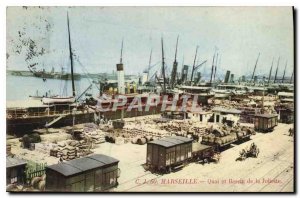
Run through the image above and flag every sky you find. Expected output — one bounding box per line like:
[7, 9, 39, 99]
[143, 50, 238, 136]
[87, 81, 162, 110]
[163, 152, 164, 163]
[6, 6, 294, 79]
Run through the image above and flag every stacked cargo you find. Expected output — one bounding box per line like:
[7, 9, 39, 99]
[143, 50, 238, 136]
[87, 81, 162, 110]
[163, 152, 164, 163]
[202, 129, 237, 145]
[50, 140, 93, 160]
[131, 135, 153, 145]
[201, 125, 255, 148]
[82, 129, 105, 144]
[82, 123, 106, 144]
[236, 126, 254, 138]
[102, 126, 170, 145]
[159, 121, 207, 138]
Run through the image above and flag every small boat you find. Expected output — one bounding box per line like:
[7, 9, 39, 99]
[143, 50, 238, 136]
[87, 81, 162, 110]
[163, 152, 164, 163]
[29, 90, 57, 100]
[42, 96, 75, 104]
[29, 95, 43, 100]
[212, 89, 231, 98]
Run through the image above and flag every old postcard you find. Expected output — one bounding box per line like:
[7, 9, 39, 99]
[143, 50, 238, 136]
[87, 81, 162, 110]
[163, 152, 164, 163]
[6, 6, 294, 192]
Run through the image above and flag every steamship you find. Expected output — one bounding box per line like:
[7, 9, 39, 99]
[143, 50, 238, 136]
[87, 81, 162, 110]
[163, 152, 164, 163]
[6, 17, 164, 135]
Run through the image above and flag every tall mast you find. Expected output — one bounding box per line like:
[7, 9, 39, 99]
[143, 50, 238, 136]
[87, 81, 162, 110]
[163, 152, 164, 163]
[251, 53, 260, 83]
[210, 53, 215, 84]
[67, 12, 76, 97]
[181, 55, 184, 84]
[274, 57, 280, 83]
[282, 60, 287, 83]
[161, 37, 166, 93]
[120, 38, 124, 64]
[290, 69, 294, 84]
[268, 58, 274, 85]
[170, 35, 179, 88]
[181, 55, 184, 76]
[190, 46, 198, 84]
[174, 35, 179, 62]
[147, 48, 152, 81]
[213, 53, 219, 82]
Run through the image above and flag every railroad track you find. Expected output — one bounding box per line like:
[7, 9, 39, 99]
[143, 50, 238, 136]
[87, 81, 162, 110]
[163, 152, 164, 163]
[118, 124, 294, 192]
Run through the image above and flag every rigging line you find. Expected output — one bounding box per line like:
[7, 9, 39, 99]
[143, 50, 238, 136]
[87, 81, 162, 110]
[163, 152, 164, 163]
[75, 59, 93, 83]
[76, 58, 100, 91]
[60, 43, 67, 95]
[150, 61, 161, 67]
[145, 61, 161, 73]
[74, 38, 99, 85]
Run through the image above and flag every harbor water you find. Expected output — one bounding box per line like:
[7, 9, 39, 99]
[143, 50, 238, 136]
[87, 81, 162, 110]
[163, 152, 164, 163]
[6, 74, 100, 101]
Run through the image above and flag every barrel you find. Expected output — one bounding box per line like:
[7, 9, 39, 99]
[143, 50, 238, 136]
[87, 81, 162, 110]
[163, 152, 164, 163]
[31, 177, 42, 189]
[215, 137, 222, 145]
[137, 138, 147, 145]
[145, 136, 153, 142]
[41, 174, 46, 181]
[131, 137, 138, 144]
[29, 143, 35, 151]
[109, 137, 115, 143]
[219, 131, 225, 137]
[38, 180, 46, 191]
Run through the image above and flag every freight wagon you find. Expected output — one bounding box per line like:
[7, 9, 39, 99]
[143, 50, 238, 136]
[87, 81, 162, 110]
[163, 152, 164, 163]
[46, 154, 120, 192]
[254, 114, 278, 132]
[146, 136, 193, 173]
[191, 143, 215, 163]
[146, 136, 217, 174]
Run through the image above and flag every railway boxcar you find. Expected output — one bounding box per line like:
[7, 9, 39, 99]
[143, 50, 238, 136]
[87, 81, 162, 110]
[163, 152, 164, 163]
[46, 154, 120, 192]
[6, 156, 27, 186]
[254, 114, 278, 132]
[146, 136, 193, 173]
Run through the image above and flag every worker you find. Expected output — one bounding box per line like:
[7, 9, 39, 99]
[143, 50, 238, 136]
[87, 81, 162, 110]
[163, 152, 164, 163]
[240, 149, 247, 159]
[99, 117, 104, 124]
[289, 128, 293, 136]
[251, 142, 257, 151]
[58, 156, 63, 163]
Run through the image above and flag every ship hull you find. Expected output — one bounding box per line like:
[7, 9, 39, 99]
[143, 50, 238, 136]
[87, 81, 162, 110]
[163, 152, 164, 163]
[6, 112, 95, 136]
[33, 72, 81, 80]
[6, 107, 162, 136]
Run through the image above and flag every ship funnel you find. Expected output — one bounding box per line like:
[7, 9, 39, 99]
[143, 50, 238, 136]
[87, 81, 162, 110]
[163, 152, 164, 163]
[116, 63, 125, 94]
[224, 70, 231, 83]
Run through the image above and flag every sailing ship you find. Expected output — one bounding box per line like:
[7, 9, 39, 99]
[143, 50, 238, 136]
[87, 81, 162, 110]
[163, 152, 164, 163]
[6, 13, 94, 135]
[42, 13, 77, 105]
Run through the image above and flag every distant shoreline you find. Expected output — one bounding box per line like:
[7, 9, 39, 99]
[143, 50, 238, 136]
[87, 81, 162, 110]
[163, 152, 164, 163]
[6, 70, 138, 80]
